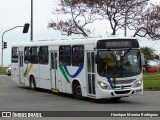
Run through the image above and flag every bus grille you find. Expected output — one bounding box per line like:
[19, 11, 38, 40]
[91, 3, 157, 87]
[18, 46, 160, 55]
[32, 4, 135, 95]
[114, 90, 130, 94]
[112, 79, 136, 84]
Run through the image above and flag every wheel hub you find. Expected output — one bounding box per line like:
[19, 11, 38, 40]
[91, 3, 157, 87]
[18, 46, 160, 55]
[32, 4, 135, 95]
[76, 86, 82, 95]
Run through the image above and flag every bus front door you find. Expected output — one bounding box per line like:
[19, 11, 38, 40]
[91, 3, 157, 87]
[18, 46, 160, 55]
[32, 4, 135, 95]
[50, 51, 58, 91]
[87, 51, 96, 96]
[19, 51, 24, 84]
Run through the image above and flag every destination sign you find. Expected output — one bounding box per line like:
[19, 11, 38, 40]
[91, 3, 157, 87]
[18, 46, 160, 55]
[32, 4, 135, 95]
[97, 39, 139, 49]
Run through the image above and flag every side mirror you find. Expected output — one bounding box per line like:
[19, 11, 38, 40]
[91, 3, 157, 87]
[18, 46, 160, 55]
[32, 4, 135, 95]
[155, 55, 159, 60]
[141, 53, 145, 65]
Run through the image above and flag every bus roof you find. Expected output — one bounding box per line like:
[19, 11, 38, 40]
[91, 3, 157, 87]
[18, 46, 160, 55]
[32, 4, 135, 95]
[11, 37, 137, 47]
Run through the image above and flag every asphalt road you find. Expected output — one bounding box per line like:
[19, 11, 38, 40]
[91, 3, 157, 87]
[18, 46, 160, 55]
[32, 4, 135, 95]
[0, 75, 160, 120]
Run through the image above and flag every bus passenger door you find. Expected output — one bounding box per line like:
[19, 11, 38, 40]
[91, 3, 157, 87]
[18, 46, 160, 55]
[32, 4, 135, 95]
[50, 51, 58, 91]
[87, 51, 96, 96]
[19, 51, 24, 84]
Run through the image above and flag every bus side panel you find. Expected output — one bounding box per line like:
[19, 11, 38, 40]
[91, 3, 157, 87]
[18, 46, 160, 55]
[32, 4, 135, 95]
[23, 63, 29, 86]
[64, 66, 76, 94]
[39, 64, 51, 89]
[11, 63, 20, 84]
[81, 56, 88, 97]
[32, 64, 39, 88]
[58, 68, 66, 93]
[64, 66, 87, 97]
[23, 64, 40, 87]
[11, 47, 20, 84]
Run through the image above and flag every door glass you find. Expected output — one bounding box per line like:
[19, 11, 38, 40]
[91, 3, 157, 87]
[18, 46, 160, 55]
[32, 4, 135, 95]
[55, 53, 57, 69]
[92, 74, 95, 94]
[87, 52, 95, 95]
[87, 53, 91, 72]
[88, 74, 92, 94]
[51, 52, 57, 69]
[91, 53, 95, 72]
[20, 56, 23, 67]
[51, 53, 54, 69]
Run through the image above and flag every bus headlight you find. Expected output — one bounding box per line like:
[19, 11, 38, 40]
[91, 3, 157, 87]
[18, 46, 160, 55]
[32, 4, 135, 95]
[134, 80, 142, 88]
[98, 81, 109, 89]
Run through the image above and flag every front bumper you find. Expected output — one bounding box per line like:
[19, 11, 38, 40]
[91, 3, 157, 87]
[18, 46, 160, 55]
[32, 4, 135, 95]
[96, 87, 143, 99]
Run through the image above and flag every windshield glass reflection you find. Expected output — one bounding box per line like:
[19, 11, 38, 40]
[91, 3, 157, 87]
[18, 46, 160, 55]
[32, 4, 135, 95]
[97, 49, 141, 78]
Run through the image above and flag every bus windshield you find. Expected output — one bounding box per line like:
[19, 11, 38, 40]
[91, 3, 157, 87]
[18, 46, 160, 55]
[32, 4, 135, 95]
[97, 49, 141, 78]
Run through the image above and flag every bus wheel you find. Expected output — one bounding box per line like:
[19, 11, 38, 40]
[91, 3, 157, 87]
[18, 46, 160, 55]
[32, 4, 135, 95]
[30, 76, 36, 90]
[73, 82, 83, 99]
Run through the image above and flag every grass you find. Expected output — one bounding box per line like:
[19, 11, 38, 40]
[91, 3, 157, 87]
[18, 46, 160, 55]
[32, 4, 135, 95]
[143, 72, 160, 90]
[0, 67, 7, 75]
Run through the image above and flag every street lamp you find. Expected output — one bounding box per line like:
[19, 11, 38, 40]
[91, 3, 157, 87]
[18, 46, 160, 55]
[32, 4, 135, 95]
[124, 0, 149, 37]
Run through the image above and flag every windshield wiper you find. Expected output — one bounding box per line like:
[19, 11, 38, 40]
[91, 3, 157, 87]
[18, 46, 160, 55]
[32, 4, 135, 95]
[123, 48, 131, 57]
[120, 48, 131, 62]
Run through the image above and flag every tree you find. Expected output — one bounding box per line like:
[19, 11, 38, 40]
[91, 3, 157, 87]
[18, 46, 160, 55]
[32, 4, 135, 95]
[48, 0, 103, 37]
[70, 0, 149, 36]
[130, 3, 160, 40]
[48, 0, 160, 39]
[48, 0, 142, 36]
[140, 47, 156, 64]
[140, 47, 157, 71]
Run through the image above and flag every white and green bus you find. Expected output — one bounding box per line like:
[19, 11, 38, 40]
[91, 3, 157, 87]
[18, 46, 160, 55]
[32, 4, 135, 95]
[11, 37, 144, 99]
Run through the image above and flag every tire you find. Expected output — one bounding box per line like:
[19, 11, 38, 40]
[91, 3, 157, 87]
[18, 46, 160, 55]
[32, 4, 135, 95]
[30, 76, 36, 90]
[73, 82, 83, 99]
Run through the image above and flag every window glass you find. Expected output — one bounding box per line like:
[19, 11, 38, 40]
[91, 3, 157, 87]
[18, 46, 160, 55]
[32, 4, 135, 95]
[91, 52, 95, 72]
[87, 53, 91, 72]
[24, 47, 30, 63]
[72, 45, 84, 66]
[30, 47, 38, 64]
[12, 47, 18, 63]
[59, 46, 71, 66]
[39, 46, 48, 64]
[51, 53, 57, 69]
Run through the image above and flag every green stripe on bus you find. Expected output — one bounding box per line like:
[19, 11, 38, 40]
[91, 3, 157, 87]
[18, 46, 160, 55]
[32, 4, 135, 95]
[59, 65, 70, 83]
[24, 64, 28, 77]
[113, 77, 116, 89]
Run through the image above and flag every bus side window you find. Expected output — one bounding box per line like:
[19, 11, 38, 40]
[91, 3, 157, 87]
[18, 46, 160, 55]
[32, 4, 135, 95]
[59, 46, 71, 66]
[30, 47, 39, 64]
[24, 47, 30, 63]
[39, 46, 48, 64]
[72, 45, 84, 66]
[12, 47, 18, 63]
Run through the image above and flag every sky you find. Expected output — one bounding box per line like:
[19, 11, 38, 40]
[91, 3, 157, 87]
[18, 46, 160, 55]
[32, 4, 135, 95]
[0, 0, 160, 66]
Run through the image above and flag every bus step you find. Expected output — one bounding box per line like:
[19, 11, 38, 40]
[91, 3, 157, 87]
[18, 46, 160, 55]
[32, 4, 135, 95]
[52, 89, 59, 93]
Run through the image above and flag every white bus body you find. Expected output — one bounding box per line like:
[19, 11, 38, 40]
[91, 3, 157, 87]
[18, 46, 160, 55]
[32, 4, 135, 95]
[11, 37, 143, 99]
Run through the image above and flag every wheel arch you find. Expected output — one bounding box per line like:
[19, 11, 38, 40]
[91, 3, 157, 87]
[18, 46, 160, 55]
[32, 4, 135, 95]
[72, 79, 81, 94]
[29, 74, 36, 85]
[29, 74, 35, 81]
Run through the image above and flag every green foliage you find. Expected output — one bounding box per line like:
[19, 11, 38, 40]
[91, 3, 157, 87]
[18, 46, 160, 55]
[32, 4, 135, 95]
[143, 72, 160, 90]
[140, 47, 156, 64]
[0, 67, 7, 75]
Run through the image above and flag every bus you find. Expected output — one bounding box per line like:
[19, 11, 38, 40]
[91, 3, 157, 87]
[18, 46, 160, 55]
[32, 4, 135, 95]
[11, 37, 144, 100]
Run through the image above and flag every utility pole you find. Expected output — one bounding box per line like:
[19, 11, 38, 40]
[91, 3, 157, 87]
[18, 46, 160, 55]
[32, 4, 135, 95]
[31, 0, 33, 41]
